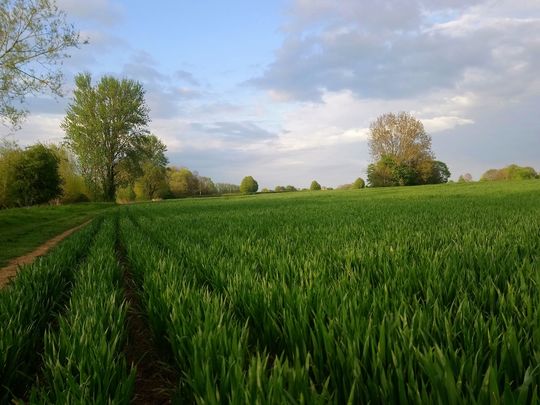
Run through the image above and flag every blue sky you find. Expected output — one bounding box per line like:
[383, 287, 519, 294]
[5, 0, 540, 189]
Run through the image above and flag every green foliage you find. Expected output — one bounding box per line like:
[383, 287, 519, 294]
[168, 167, 197, 197]
[3, 182, 540, 403]
[139, 163, 169, 200]
[428, 160, 451, 184]
[63, 73, 150, 201]
[351, 177, 365, 189]
[215, 182, 240, 194]
[310, 180, 321, 190]
[368, 156, 450, 187]
[50, 145, 90, 203]
[116, 181, 540, 403]
[240, 176, 258, 193]
[0, 202, 113, 267]
[0, 143, 62, 207]
[31, 218, 135, 403]
[367, 113, 450, 188]
[0, 219, 100, 402]
[481, 164, 538, 181]
[0, 0, 79, 127]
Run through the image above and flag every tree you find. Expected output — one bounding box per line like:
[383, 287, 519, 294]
[285, 185, 297, 192]
[50, 144, 89, 203]
[480, 165, 538, 181]
[310, 180, 321, 191]
[194, 175, 217, 195]
[351, 177, 365, 189]
[215, 182, 240, 194]
[1, 143, 63, 207]
[428, 161, 451, 184]
[240, 176, 258, 193]
[0, 139, 22, 207]
[168, 167, 197, 197]
[367, 112, 450, 187]
[63, 73, 150, 201]
[139, 162, 168, 200]
[458, 173, 473, 183]
[369, 112, 433, 165]
[0, 0, 80, 127]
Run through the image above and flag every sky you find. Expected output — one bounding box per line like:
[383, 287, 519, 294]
[4, 0, 540, 189]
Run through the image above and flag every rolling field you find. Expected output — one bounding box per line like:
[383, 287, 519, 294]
[1, 181, 539, 403]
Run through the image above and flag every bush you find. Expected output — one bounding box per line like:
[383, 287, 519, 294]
[0, 144, 62, 207]
[351, 178, 365, 189]
[240, 176, 258, 193]
[310, 181, 321, 191]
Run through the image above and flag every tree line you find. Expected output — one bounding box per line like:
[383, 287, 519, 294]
[0, 1, 537, 208]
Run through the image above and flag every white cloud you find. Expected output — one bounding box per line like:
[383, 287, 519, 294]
[57, 0, 124, 26]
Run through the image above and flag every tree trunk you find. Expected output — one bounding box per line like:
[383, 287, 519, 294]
[104, 165, 116, 202]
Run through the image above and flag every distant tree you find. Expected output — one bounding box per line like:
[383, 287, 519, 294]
[285, 185, 297, 192]
[367, 156, 400, 187]
[479, 170, 499, 182]
[139, 163, 168, 199]
[10, 144, 62, 206]
[0, 140, 22, 207]
[458, 173, 473, 183]
[428, 161, 451, 184]
[240, 176, 258, 193]
[351, 177, 365, 189]
[195, 174, 217, 196]
[502, 164, 538, 180]
[275, 185, 286, 192]
[63, 73, 150, 201]
[336, 184, 352, 190]
[168, 167, 197, 197]
[215, 182, 240, 194]
[369, 112, 433, 166]
[481, 165, 538, 181]
[367, 112, 450, 187]
[310, 180, 321, 191]
[261, 188, 270, 193]
[50, 145, 89, 203]
[0, 0, 80, 127]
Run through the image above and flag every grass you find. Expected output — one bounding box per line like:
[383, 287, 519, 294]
[1, 180, 539, 403]
[117, 180, 540, 403]
[0, 202, 114, 267]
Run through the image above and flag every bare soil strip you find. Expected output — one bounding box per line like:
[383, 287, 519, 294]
[116, 240, 178, 404]
[0, 220, 92, 289]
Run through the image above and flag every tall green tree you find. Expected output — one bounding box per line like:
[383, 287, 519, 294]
[0, 0, 80, 127]
[310, 180, 321, 191]
[62, 73, 150, 201]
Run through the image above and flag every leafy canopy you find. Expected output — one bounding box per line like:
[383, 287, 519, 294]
[240, 176, 258, 193]
[0, 0, 79, 127]
[62, 73, 150, 201]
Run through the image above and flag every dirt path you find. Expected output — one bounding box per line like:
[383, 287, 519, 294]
[0, 220, 92, 289]
[116, 240, 178, 404]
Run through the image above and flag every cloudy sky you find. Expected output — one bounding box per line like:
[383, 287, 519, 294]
[4, 0, 540, 188]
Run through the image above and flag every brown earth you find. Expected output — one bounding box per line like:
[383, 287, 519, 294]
[0, 220, 92, 289]
[117, 241, 179, 404]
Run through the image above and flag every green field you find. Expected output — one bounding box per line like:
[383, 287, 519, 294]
[0, 202, 114, 267]
[1, 181, 539, 403]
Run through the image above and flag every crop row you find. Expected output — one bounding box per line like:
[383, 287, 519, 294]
[0, 218, 101, 403]
[120, 215, 328, 403]
[120, 187, 540, 403]
[30, 217, 134, 403]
